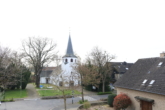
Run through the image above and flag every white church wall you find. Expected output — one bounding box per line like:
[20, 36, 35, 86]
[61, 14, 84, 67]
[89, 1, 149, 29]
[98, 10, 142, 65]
[40, 77, 46, 83]
[62, 57, 77, 75]
[47, 35, 80, 87]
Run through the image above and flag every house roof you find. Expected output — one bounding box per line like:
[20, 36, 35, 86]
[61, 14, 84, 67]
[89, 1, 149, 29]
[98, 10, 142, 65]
[63, 35, 77, 58]
[110, 62, 134, 73]
[40, 67, 56, 77]
[114, 57, 165, 95]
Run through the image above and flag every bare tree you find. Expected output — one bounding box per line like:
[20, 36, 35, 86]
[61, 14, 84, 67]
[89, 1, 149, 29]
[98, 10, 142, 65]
[22, 37, 57, 87]
[87, 46, 115, 92]
[75, 62, 100, 102]
[50, 56, 78, 110]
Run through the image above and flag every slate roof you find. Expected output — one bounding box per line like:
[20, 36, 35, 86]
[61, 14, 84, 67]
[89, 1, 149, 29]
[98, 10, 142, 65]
[111, 62, 134, 74]
[63, 35, 77, 58]
[40, 67, 56, 77]
[114, 57, 165, 95]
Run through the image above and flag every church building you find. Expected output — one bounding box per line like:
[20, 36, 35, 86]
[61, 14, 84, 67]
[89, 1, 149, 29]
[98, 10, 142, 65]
[44, 34, 80, 87]
[59, 34, 79, 87]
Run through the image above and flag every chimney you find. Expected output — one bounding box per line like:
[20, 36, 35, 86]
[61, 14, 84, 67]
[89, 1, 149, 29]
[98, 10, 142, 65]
[160, 52, 165, 58]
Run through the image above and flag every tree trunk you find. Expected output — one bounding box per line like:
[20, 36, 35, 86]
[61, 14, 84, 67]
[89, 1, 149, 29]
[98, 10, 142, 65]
[35, 68, 41, 88]
[35, 75, 37, 87]
[102, 80, 105, 93]
[64, 97, 67, 110]
[81, 86, 84, 102]
[36, 74, 40, 88]
[63, 94, 67, 110]
[81, 76, 84, 102]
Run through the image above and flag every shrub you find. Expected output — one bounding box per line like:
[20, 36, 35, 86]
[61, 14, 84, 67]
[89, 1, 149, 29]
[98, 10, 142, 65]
[79, 99, 88, 104]
[108, 94, 116, 107]
[2, 98, 14, 102]
[79, 100, 83, 104]
[100, 98, 108, 101]
[85, 85, 92, 91]
[84, 99, 88, 102]
[97, 92, 112, 95]
[83, 102, 91, 109]
[113, 93, 131, 110]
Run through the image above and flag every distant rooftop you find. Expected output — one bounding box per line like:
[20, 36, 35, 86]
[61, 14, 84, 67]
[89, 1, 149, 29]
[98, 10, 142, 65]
[110, 61, 134, 73]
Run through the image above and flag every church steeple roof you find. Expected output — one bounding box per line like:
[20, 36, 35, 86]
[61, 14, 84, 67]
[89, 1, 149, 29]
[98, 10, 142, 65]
[63, 34, 77, 58]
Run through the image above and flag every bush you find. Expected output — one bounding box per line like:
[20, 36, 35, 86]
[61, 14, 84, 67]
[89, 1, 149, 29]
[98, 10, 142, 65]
[2, 98, 14, 102]
[85, 85, 92, 91]
[113, 93, 131, 110]
[108, 94, 116, 107]
[79, 100, 83, 104]
[83, 102, 91, 109]
[84, 99, 88, 102]
[97, 92, 112, 95]
[100, 98, 108, 101]
[79, 99, 88, 104]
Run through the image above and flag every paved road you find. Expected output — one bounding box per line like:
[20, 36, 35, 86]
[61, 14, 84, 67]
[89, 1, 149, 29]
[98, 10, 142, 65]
[0, 84, 109, 110]
[0, 95, 108, 110]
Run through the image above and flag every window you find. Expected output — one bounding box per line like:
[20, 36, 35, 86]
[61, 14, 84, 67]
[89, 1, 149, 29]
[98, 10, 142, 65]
[65, 59, 68, 63]
[78, 80, 81, 85]
[69, 81, 74, 87]
[142, 79, 147, 84]
[158, 62, 163, 67]
[149, 80, 155, 85]
[59, 81, 63, 86]
[71, 59, 73, 62]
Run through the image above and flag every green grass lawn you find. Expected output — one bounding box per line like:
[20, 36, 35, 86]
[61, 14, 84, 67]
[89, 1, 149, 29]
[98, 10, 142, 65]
[38, 89, 81, 97]
[4, 89, 27, 99]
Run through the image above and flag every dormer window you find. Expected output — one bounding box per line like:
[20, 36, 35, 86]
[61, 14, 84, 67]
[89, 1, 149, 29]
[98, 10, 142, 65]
[141, 79, 147, 86]
[148, 80, 155, 87]
[71, 59, 73, 62]
[142, 79, 147, 84]
[158, 62, 163, 67]
[149, 80, 155, 85]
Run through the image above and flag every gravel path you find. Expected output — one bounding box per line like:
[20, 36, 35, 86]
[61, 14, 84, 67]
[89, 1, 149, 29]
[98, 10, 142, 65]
[26, 83, 40, 98]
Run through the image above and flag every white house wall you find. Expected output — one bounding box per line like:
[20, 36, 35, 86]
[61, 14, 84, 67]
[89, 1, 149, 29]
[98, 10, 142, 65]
[116, 87, 165, 110]
[40, 77, 46, 83]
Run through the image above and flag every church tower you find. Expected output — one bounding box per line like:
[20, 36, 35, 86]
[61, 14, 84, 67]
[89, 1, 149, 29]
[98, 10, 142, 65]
[61, 34, 78, 86]
[62, 34, 77, 64]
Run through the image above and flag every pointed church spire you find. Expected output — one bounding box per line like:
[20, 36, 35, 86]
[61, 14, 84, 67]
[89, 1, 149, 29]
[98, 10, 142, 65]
[63, 34, 77, 58]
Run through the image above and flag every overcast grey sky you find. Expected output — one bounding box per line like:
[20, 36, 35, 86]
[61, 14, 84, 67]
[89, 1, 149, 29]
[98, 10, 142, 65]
[0, 0, 165, 63]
